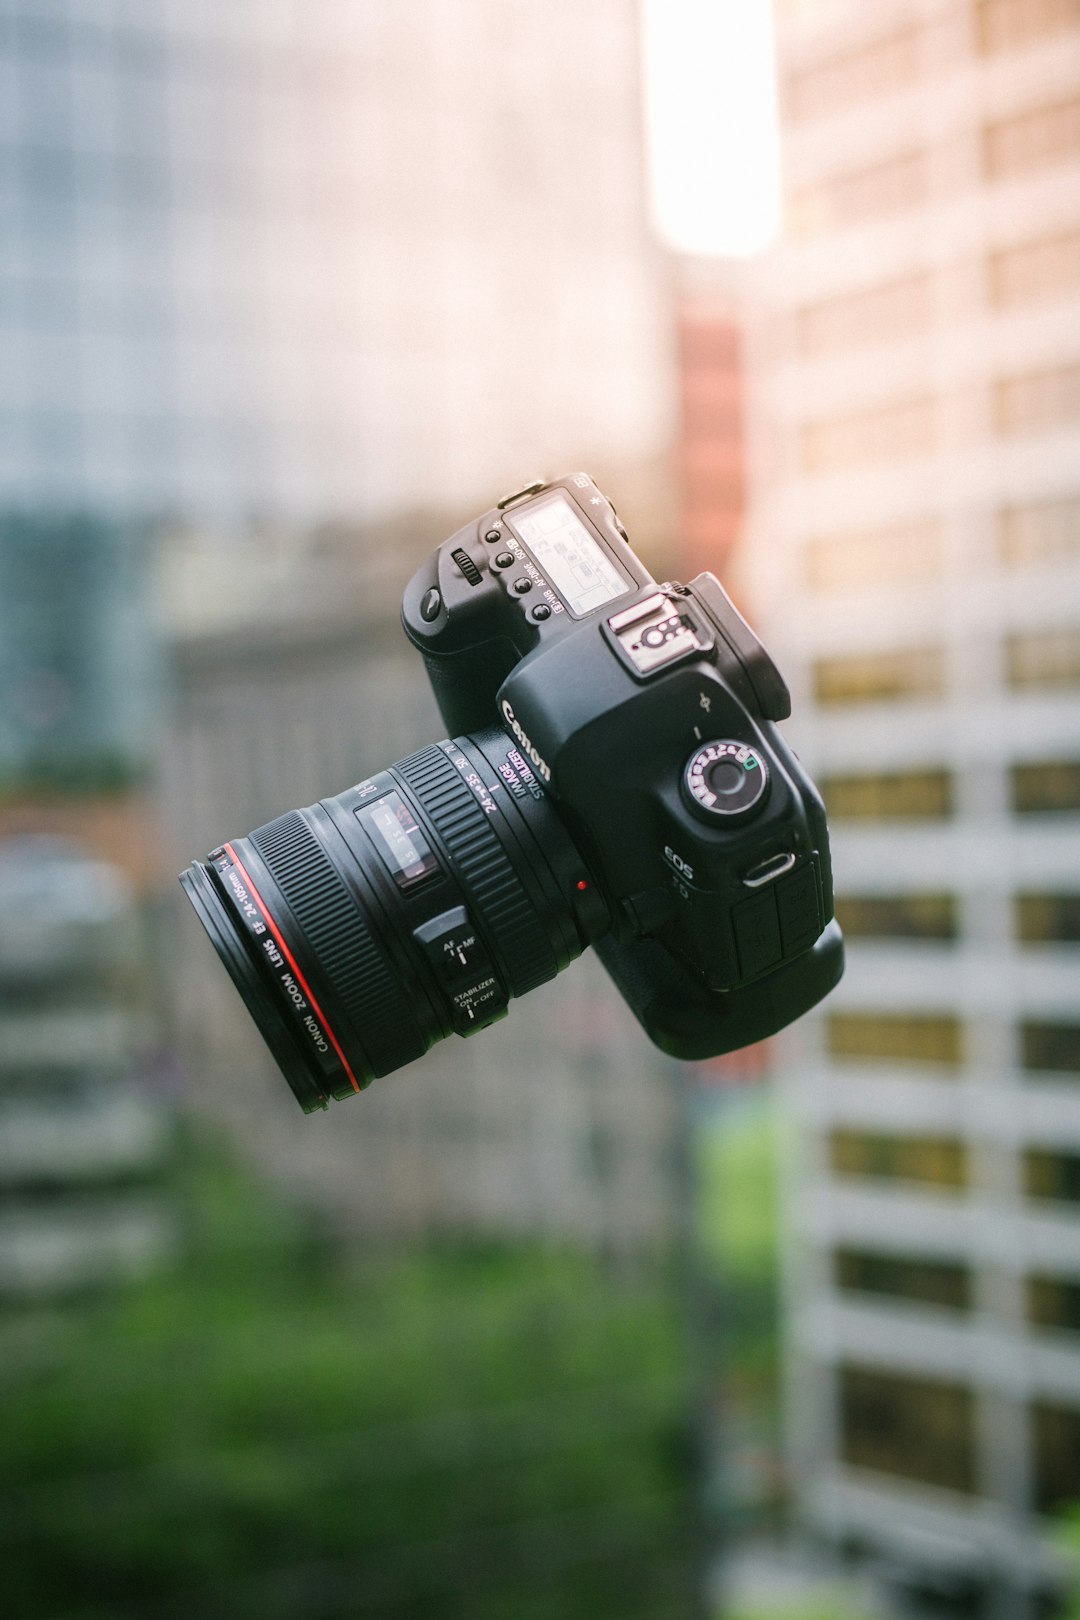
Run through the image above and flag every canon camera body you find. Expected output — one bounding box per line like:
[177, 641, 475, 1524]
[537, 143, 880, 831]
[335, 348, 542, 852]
[181, 474, 843, 1112]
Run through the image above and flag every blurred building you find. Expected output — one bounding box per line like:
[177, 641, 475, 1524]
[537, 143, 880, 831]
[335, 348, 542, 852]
[742, 1, 1080, 1614]
[0, 519, 157, 789]
[0, 502, 173, 1299]
[0, 837, 174, 1296]
[0, 514, 163, 890]
[0, 0, 675, 538]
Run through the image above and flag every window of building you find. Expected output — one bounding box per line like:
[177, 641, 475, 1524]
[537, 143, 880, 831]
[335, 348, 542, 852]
[976, 0, 1080, 55]
[806, 519, 944, 591]
[1011, 760, 1080, 814]
[1016, 893, 1080, 943]
[836, 893, 958, 940]
[798, 275, 933, 354]
[813, 646, 945, 705]
[999, 498, 1080, 567]
[995, 365, 1080, 436]
[829, 1130, 969, 1189]
[984, 98, 1080, 181]
[827, 1012, 963, 1067]
[1021, 1021, 1080, 1075]
[822, 769, 953, 820]
[1006, 629, 1080, 689]
[790, 151, 925, 237]
[784, 27, 922, 121]
[1033, 1401, 1080, 1514]
[1028, 1275, 1080, 1333]
[1024, 1149, 1080, 1203]
[990, 230, 1080, 309]
[802, 396, 936, 474]
[835, 1248, 972, 1309]
[840, 1365, 976, 1494]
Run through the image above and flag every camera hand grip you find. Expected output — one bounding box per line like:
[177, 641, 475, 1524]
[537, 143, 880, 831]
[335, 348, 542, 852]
[418, 642, 519, 737]
[594, 921, 844, 1061]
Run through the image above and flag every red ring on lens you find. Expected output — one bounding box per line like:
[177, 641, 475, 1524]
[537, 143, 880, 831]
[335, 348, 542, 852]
[224, 841, 361, 1095]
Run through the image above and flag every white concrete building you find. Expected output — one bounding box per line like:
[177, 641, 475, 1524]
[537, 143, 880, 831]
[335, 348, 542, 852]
[741, 3, 1080, 1614]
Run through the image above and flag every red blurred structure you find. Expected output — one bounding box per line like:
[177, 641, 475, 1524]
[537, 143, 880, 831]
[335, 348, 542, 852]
[676, 301, 747, 583]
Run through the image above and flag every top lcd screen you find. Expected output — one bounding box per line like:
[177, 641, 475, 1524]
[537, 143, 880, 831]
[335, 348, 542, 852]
[509, 494, 630, 617]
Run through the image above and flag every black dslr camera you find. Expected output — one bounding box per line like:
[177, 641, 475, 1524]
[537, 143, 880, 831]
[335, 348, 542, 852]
[181, 474, 843, 1112]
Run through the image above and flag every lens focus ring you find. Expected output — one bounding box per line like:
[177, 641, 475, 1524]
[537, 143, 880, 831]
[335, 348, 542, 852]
[249, 809, 425, 1076]
[394, 745, 557, 995]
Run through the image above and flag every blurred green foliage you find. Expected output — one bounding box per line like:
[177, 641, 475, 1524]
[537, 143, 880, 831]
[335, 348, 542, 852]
[696, 1094, 779, 1291]
[695, 1091, 785, 1529]
[0, 1128, 693, 1620]
[724, 1602, 874, 1620]
[0, 753, 147, 796]
[1058, 1509, 1080, 1619]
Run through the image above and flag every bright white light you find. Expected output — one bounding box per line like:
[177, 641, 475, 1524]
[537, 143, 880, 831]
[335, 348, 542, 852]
[641, 0, 782, 258]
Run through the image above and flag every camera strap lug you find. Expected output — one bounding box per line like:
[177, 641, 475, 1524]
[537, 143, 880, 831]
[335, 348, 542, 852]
[742, 851, 797, 888]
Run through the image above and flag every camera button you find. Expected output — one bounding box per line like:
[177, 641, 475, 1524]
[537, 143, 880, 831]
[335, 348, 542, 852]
[484, 528, 502, 544]
[494, 551, 515, 569]
[511, 577, 532, 595]
[420, 587, 443, 622]
[531, 603, 551, 622]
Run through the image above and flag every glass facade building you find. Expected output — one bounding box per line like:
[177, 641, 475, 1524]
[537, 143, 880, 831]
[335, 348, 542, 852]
[0, 0, 674, 527]
[0, 518, 156, 789]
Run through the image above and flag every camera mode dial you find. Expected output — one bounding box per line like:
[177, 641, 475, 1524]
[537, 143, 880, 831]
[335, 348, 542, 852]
[683, 740, 768, 822]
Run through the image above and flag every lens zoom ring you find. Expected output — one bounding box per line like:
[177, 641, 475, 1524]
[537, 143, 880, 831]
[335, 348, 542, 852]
[395, 746, 556, 995]
[249, 810, 424, 1074]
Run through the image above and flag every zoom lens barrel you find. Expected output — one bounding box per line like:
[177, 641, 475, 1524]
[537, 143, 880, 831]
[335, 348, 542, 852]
[180, 726, 607, 1111]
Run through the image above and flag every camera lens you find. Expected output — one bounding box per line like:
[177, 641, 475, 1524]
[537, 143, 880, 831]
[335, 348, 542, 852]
[180, 726, 606, 1111]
